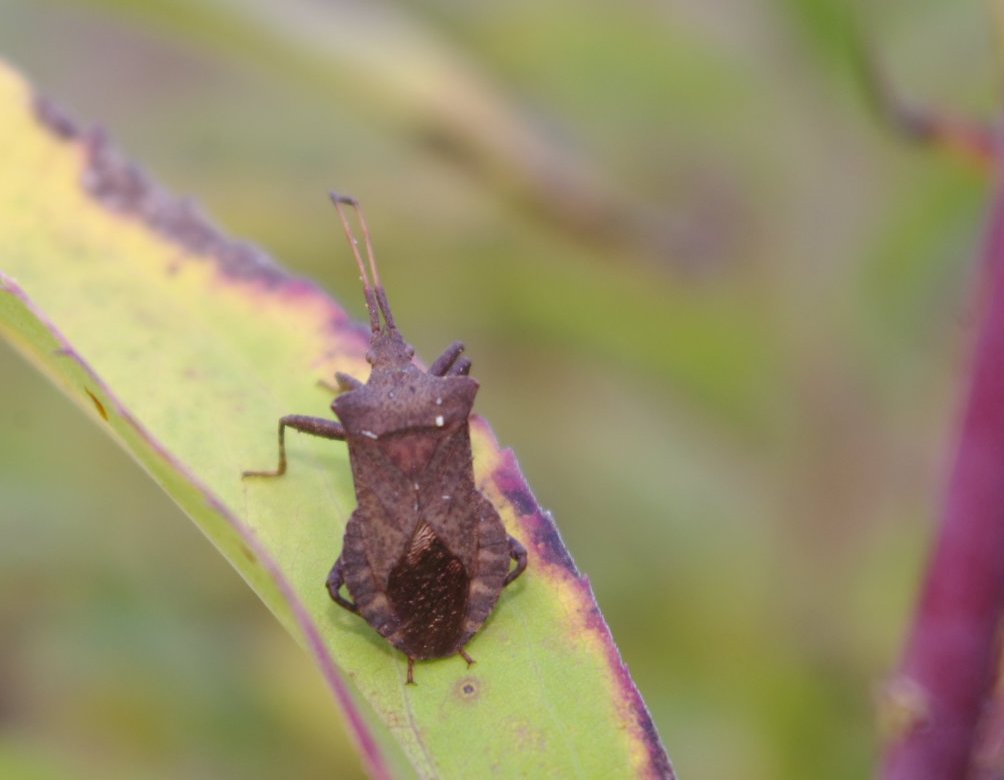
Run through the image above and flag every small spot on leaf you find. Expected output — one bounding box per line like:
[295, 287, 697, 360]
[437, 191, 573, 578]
[454, 676, 482, 703]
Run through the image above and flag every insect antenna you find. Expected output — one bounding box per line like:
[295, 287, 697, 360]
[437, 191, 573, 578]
[330, 192, 381, 334]
[329, 192, 397, 333]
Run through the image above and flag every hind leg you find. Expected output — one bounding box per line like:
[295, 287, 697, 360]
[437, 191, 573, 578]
[325, 555, 358, 613]
[504, 536, 528, 586]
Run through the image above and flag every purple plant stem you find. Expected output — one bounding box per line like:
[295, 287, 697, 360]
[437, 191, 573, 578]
[882, 154, 1004, 778]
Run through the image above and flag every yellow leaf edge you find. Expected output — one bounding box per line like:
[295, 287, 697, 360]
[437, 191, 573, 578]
[0, 57, 673, 779]
[0, 273, 409, 780]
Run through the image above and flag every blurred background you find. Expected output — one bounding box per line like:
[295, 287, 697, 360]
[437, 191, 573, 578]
[0, 0, 998, 777]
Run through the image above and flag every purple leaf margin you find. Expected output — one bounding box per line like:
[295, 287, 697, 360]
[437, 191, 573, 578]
[0, 275, 393, 780]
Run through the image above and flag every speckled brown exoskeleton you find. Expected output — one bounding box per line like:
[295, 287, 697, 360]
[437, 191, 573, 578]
[243, 194, 527, 684]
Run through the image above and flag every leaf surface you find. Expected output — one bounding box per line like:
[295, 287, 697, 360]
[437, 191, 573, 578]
[0, 60, 672, 779]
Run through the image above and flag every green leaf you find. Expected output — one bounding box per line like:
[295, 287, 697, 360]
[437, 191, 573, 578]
[0, 60, 672, 778]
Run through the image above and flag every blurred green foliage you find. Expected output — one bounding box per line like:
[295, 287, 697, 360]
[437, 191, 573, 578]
[0, 0, 996, 777]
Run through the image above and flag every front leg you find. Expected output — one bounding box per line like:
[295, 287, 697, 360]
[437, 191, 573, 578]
[335, 372, 365, 391]
[429, 341, 465, 376]
[242, 414, 346, 478]
[448, 357, 472, 376]
[317, 371, 365, 395]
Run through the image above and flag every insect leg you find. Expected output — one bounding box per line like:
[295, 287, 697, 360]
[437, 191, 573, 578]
[242, 415, 346, 478]
[335, 371, 365, 391]
[316, 378, 340, 394]
[429, 340, 465, 376]
[503, 535, 528, 586]
[447, 357, 472, 376]
[458, 647, 476, 667]
[406, 656, 417, 685]
[325, 556, 359, 613]
[316, 371, 364, 395]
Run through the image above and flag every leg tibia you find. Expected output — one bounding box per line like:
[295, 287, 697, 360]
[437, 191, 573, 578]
[242, 414, 346, 478]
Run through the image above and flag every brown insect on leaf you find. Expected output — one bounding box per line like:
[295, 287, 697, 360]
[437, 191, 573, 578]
[243, 193, 527, 683]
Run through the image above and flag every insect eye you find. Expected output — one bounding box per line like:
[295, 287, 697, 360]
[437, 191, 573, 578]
[406, 346, 415, 358]
[365, 349, 375, 364]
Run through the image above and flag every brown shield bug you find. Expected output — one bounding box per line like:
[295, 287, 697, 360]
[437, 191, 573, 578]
[243, 193, 527, 684]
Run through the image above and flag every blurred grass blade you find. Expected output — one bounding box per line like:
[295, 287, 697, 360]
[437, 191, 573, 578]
[851, 20, 995, 171]
[84, 0, 678, 261]
[0, 60, 672, 778]
[879, 125, 1004, 779]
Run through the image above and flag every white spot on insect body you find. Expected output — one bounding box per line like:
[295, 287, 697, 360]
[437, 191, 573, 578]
[361, 430, 379, 440]
[435, 397, 443, 406]
[435, 415, 444, 427]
